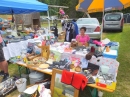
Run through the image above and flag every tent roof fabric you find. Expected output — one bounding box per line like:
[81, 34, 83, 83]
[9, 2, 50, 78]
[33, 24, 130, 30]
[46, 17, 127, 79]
[0, 0, 48, 14]
[76, 0, 93, 12]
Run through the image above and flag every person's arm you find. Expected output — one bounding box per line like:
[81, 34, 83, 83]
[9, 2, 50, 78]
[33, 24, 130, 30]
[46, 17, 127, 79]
[86, 35, 90, 42]
[76, 35, 80, 42]
[87, 35, 90, 41]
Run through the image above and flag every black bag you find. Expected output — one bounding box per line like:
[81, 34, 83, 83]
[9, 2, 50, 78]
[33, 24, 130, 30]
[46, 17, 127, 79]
[50, 26, 58, 37]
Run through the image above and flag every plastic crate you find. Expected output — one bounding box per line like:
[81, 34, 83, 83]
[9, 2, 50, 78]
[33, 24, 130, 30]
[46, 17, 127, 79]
[110, 42, 119, 51]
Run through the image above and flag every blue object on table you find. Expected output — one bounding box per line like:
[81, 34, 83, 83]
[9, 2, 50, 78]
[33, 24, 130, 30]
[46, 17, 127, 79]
[103, 50, 118, 59]
[28, 33, 34, 38]
[89, 38, 93, 44]
[106, 42, 118, 46]
[6, 35, 15, 39]
[24, 36, 32, 40]
[81, 58, 88, 68]
[0, 30, 6, 35]
[27, 48, 33, 54]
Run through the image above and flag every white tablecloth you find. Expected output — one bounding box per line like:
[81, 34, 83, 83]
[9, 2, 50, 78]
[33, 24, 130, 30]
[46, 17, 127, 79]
[3, 39, 34, 60]
[2, 33, 55, 60]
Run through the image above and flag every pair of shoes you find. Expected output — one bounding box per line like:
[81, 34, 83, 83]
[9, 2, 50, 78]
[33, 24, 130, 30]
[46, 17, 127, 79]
[0, 71, 4, 76]
[2, 73, 10, 82]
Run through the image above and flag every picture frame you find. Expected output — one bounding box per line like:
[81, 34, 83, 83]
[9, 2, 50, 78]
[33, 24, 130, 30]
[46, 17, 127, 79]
[51, 69, 79, 97]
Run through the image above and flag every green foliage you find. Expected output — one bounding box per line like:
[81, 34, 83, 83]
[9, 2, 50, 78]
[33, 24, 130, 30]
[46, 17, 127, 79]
[39, 0, 130, 18]
[39, 0, 83, 18]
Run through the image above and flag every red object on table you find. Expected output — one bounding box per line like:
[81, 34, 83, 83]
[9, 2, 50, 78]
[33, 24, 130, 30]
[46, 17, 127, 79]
[90, 46, 95, 53]
[61, 70, 88, 90]
[71, 73, 88, 90]
[61, 70, 74, 85]
[96, 82, 107, 88]
[42, 41, 46, 46]
[34, 35, 38, 38]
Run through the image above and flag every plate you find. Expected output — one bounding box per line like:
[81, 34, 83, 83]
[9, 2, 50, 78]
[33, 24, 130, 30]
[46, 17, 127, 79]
[39, 64, 49, 69]
[24, 85, 38, 94]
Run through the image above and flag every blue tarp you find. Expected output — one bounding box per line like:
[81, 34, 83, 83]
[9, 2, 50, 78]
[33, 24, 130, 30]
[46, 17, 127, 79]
[0, 0, 48, 14]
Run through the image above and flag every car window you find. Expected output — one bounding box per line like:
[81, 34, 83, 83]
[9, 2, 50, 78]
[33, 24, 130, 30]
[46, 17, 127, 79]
[105, 14, 121, 21]
[77, 19, 99, 24]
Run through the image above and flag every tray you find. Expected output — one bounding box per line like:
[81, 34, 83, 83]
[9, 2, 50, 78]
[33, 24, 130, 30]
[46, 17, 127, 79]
[0, 77, 16, 96]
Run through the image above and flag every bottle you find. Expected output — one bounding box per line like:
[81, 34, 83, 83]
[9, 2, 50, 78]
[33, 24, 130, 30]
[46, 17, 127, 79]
[96, 77, 99, 83]
[106, 46, 110, 52]
[91, 46, 95, 53]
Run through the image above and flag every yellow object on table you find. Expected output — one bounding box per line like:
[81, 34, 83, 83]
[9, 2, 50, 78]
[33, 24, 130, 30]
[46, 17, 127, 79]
[107, 82, 116, 90]
[17, 56, 21, 59]
[95, 78, 99, 83]
[23, 57, 27, 63]
[106, 46, 110, 52]
[37, 45, 50, 60]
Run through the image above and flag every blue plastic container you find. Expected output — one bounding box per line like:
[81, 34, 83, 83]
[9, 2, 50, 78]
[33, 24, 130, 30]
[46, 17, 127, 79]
[103, 50, 118, 59]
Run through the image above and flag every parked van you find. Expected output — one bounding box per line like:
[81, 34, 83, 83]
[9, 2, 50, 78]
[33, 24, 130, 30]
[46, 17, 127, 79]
[103, 12, 124, 32]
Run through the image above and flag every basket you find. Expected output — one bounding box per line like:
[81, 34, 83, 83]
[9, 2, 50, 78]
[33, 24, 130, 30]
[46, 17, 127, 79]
[27, 54, 41, 61]
[33, 57, 46, 64]
[77, 42, 89, 47]
[71, 41, 78, 48]
[58, 32, 65, 40]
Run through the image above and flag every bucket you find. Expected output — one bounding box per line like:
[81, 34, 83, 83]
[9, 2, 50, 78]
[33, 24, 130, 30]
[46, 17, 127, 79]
[98, 91, 103, 97]
[29, 71, 44, 84]
[15, 78, 27, 92]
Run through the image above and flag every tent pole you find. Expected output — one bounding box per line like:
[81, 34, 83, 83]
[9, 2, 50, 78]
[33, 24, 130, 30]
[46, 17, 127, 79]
[85, 12, 91, 18]
[101, 0, 105, 41]
[47, 11, 50, 31]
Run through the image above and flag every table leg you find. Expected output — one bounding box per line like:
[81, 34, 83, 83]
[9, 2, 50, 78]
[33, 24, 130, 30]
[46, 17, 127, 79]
[18, 65, 22, 77]
[26, 67, 30, 74]
[18, 65, 30, 77]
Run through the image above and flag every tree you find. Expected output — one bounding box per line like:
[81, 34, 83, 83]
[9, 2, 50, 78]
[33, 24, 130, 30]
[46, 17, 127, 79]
[39, 0, 130, 18]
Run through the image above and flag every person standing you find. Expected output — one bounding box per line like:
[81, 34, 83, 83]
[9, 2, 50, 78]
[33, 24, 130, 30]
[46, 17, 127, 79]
[61, 16, 67, 32]
[0, 18, 3, 30]
[0, 24, 9, 82]
[59, 8, 65, 18]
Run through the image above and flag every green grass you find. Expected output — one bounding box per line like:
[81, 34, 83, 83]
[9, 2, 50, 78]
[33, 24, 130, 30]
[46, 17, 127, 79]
[102, 24, 130, 97]
[1, 24, 130, 97]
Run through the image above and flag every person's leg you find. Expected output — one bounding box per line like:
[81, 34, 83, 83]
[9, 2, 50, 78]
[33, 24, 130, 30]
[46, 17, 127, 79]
[0, 62, 4, 70]
[1, 60, 8, 73]
[0, 63, 4, 76]
[1, 60, 9, 82]
[0, 43, 9, 81]
[0, 44, 5, 76]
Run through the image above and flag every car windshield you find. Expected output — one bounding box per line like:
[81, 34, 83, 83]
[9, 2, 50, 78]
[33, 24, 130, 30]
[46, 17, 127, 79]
[105, 14, 121, 21]
[76, 19, 99, 24]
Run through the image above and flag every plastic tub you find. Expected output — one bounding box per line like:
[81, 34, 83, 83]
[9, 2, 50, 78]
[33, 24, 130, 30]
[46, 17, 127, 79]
[103, 50, 118, 59]
[29, 71, 44, 84]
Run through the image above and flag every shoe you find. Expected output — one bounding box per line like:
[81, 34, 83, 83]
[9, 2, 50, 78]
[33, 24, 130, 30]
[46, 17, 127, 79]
[2, 73, 10, 82]
[0, 71, 4, 76]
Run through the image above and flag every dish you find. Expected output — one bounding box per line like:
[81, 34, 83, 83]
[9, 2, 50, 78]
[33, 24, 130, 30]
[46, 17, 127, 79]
[75, 66, 81, 72]
[39, 64, 49, 69]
